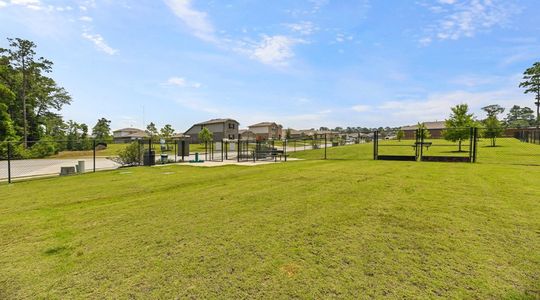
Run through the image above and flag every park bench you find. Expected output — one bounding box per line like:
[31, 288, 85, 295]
[253, 148, 288, 162]
[412, 142, 433, 150]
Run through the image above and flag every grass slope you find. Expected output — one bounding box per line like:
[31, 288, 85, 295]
[1, 142, 539, 298]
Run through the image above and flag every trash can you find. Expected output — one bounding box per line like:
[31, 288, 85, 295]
[143, 150, 156, 166]
[160, 154, 168, 164]
[77, 160, 85, 173]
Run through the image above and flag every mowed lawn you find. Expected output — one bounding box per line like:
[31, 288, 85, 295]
[1, 141, 539, 298]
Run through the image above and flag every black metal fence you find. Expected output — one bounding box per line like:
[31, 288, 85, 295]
[374, 127, 540, 165]
[375, 127, 479, 163]
[516, 128, 540, 145]
[0, 134, 369, 183]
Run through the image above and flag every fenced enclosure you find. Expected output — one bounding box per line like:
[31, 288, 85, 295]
[374, 128, 479, 163]
[2, 128, 538, 183]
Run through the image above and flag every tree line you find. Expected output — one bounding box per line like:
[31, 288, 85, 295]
[0, 38, 114, 158]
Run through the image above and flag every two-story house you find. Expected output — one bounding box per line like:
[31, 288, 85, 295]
[247, 122, 283, 140]
[184, 118, 240, 143]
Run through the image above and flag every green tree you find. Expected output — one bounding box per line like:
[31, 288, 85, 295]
[0, 38, 71, 144]
[0, 83, 17, 141]
[481, 104, 504, 147]
[417, 122, 431, 140]
[504, 105, 535, 128]
[396, 129, 404, 141]
[519, 62, 540, 127]
[481, 104, 505, 118]
[1, 38, 53, 146]
[443, 104, 475, 152]
[92, 118, 111, 143]
[198, 127, 213, 144]
[285, 128, 292, 140]
[483, 117, 504, 147]
[146, 122, 159, 142]
[160, 124, 175, 139]
[0, 103, 17, 141]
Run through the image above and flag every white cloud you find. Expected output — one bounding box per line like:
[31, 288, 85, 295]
[164, 0, 216, 42]
[285, 21, 317, 35]
[250, 35, 302, 66]
[79, 16, 92, 22]
[420, 0, 519, 44]
[165, 77, 201, 88]
[352, 105, 371, 112]
[0, 1, 8, 8]
[378, 88, 529, 124]
[82, 32, 118, 55]
[10, 0, 41, 10]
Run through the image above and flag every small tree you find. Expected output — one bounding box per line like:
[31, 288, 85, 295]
[285, 128, 292, 140]
[198, 127, 213, 144]
[483, 117, 504, 147]
[482, 104, 505, 147]
[417, 122, 431, 140]
[145, 122, 159, 143]
[92, 118, 112, 144]
[160, 124, 175, 139]
[443, 104, 475, 152]
[396, 129, 404, 142]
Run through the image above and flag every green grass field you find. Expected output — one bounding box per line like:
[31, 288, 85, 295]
[1, 139, 539, 298]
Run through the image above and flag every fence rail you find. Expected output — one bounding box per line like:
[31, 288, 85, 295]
[0, 134, 369, 183]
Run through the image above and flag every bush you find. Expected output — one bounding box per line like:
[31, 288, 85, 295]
[113, 141, 141, 166]
[29, 139, 57, 158]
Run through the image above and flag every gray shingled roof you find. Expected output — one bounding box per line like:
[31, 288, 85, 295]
[249, 122, 278, 127]
[195, 118, 239, 125]
[402, 121, 446, 131]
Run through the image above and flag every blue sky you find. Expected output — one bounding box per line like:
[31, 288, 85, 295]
[1, 0, 539, 131]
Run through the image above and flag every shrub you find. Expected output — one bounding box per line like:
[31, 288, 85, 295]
[113, 141, 141, 166]
[29, 139, 57, 158]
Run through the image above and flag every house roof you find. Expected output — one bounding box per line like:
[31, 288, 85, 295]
[249, 122, 279, 127]
[195, 118, 239, 125]
[172, 133, 190, 138]
[113, 127, 145, 133]
[402, 121, 446, 131]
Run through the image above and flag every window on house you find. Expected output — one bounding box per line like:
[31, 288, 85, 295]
[229, 123, 235, 129]
[229, 134, 235, 139]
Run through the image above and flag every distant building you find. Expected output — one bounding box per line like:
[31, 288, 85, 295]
[401, 121, 446, 139]
[239, 129, 255, 140]
[113, 128, 148, 143]
[184, 118, 239, 143]
[248, 122, 283, 140]
[287, 129, 339, 140]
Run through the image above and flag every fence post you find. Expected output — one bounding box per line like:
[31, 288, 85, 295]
[284, 139, 287, 162]
[7, 142, 12, 184]
[373, 131, 378, 160]
[324, 134, 327, 160]
[93, 139, 96, 172]
[473, 127, 478, 163]
[420, 129, 425, 160]
[138, 140, 141, 165]
[237, 137, 240, 162]
[469, 127, 473, 162]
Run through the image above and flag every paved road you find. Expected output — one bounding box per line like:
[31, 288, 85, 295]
[0, 158, 120, 180]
